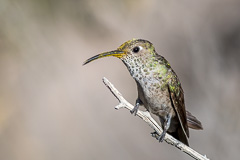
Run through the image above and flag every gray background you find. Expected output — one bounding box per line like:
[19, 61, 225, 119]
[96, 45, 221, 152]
[0, 0, 240, 160]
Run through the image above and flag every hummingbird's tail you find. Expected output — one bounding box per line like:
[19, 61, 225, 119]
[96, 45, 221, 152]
[170, 127, 189, 146]
[186, 111, 203, 130]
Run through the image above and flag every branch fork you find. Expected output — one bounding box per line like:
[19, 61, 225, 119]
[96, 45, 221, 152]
[102, 77, 209, 160]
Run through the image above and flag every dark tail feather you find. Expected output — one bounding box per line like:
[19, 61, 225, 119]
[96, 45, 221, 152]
[169, 111, 202, 146]
[178, 127, 189, 146]
[186, 111, 203, 130]
[170, 128, 189, 146]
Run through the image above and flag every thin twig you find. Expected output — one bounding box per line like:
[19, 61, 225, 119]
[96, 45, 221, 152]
[102, 77, 209, 160]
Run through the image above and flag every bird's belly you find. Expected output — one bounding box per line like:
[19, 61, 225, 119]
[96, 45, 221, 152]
[141, 82, 172, 117]
[143, 87, 178, 132]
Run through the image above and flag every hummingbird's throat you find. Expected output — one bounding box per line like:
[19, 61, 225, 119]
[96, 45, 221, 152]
[122, 55, 143, 77]
[122, 55, 159, 88]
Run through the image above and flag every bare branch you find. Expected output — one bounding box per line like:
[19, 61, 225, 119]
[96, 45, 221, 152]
[102, 77, 209, 160]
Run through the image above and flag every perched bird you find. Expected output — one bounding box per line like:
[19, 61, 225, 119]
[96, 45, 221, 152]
[83, 39, 202, 146]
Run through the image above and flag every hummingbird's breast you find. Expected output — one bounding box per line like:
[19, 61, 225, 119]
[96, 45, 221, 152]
[136, 71, 172, 117]
[123, 56, 174, 117]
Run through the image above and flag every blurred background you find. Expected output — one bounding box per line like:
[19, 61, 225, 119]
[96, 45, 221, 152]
[0, 0, 240, 159]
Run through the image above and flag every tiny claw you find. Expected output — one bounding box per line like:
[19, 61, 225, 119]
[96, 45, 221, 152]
[130, 109, 135, 114]
[151, 131, 166, 142]
[130, 102, 140, 116]
[130, 109, 137, 116]
[158, 135, 164, 142]
[158, 131, 166, 142]
[151, 131, 159, 139]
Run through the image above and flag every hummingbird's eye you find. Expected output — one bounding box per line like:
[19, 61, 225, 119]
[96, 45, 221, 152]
[133, 46, 142, 53]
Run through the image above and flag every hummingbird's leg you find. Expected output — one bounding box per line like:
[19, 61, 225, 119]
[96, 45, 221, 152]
[158, 112, 172, 142]
[130, 98, 143, 116]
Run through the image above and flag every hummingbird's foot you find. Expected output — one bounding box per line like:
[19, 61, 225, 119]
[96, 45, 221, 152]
[154, 111, 172, 142]
[130, 102, 139, 116]
[151, 131, 165, 142]
[158, 130, 166, 142]
[130, 98, 143, 116]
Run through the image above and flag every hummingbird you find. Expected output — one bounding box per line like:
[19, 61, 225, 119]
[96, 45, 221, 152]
[83, 39, 202, 146]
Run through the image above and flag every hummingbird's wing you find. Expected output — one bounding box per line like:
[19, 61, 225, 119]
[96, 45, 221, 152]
[154, 54, 189, 139]
[167, 80, 189, 139]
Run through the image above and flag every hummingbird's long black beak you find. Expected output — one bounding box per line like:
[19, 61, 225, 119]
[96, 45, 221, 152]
[83, 50, 125, 65]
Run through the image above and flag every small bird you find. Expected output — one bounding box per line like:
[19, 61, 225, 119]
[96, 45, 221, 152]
[83, 39, 202, 146]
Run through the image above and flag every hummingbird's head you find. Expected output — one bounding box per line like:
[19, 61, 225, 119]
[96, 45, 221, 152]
[83, 39, 156, 66]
